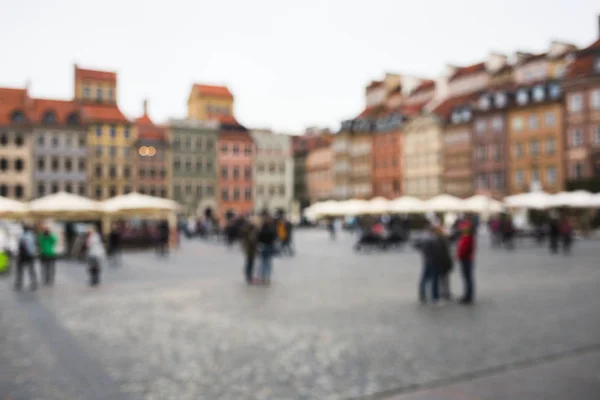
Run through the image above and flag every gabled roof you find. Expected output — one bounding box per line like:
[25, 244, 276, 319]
[432, 92, 479, 119]
[192, 84, 233, 98]
[410, 80, 435, 95]
[74, 65, 117, 83]
[565, 39, 600, 80]
[30, 98, 81, 125]
[81, 103, 128, 124]
[449, 62, 486, 82]
[0, 87, 27, 105]
[366, 80, 384, 91]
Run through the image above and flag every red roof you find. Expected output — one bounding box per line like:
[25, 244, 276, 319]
[30, 98, 80, 125]
[75, 66, 117, 83]
[136, 114, 153, 125]
[432, 93, 479, 119]
[517, 52, 547, 65]
[137, 125, 166, 141]
[0, 87, 27, 106]
[82, 104, 128, 123]
[356, 105, 388, 119]
[366, 80, 384, 91]
[410, 80, 435, 95]
[193, 84, 233, 98]
[565, 39, 600, 79]
[449, 62, 486, 82]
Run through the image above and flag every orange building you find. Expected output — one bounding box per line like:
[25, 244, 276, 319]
[306, 136, 334, 202]
[371, 110, 406, 198]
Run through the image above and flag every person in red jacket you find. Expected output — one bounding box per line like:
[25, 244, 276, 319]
[456, 222, 476, 304]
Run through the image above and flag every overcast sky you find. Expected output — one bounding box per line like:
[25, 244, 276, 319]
[1, 0, 599, 132]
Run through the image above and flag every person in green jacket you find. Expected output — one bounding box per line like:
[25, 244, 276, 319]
[38, 226, 58, 286]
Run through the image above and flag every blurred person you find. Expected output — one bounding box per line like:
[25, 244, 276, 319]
[108, 224, 122, 266]
[257, 215, 277, 285]
[15, 225, 37, 291]
[414, 224, 443, 304]
[277, 217, 294, 256]
[86, 227, 106, 286]
[500, 214, 515, 250]
[560, 216, 573, 255]
[456, 222, 476, 304]
[433, 226, 454, 301]
[240, 216, 259, 284]
[548, 214, 560, 254]
[156, 220, 170, 256]
[38, 225, 58, 286]
[327, 218, 336, 240]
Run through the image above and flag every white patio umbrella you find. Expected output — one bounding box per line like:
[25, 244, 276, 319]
[588, 193, 600, 207]
[461, 195, 504, 213]
[424, 194, 464, 212]
[389, 196, 425, 213]
[28, 192, 102, 219]
[504, 191, 554, 209]
[360, 197, 391, 215]
[303, 200, 339, 220]
[547, 190, 595, 208]
[0, 196, 28, 217]
[336, 199, 368, 216]
[102, 192, 181, 214]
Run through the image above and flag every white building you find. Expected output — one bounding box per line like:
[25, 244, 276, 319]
[250, 130, 294, 215]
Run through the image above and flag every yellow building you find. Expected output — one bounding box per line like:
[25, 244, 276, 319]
[187, 84, 234, 122]
[74, 65, 135, 199]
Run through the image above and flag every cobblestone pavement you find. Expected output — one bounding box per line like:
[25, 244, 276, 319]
[1, 230, 600, 399]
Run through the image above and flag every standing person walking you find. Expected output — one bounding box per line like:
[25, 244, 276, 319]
[434, 226, 454, 301]
[108, 224, 122, 266]
[86, 227, 106, 286]
[38, 226, 58, 286]
[548, 215, 560, 254]
[156, 220, 170, 256]
[240, 216, 259, 284]
[14, 225, 38, 291]
[457, 223, 476, 304]
[414, 224, 440, 304]
[257, 215, 277, 285]
[560, 216, 573, 255]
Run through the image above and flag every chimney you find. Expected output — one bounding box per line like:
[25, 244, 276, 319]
[143, 99, 148, 116]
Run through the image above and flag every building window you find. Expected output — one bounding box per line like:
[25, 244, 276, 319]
[545, 111, 555, 126]
[108, 186, 116, 197]
[268, 185, 275, 195]
[233, 166, 239, 180]
[14, 159, 24, 171]
[139, 186, 146, 195]
[512, 117, 523, 131]
[595, 57, 600, 73]
[244, 146, 252, 156]
[245, 166, 252, 179]
[515, 143, 524, 158]
[206, 139, 214, 150]
[37, 157, 45, 171]
[15, 134, 24, 147]
[546, 138, 556, 154]
[279, 185, 285, 195]
[150, 168, 156, 178]
[530, 140, 539, 156]
[532, 85, 545, 102]
[572, 162, 584, 178]
[109, 165, 116, 178]
[65, 136, 72, 148]
[491, 116, 503, 131]
[221, 188, 229, 201]
[195, 137, 202, 150]
[491, 144, 501, 161]
[174, 186, 181, 198]
[65, 182, 73, 193]
[51, 135, 59, 148]
[233, 188, 240, 200]
[110, 146, 116, 157]
[0, 185, 7, 196]
[516, 89, 528, 105]
[96, 124, 102, 137]
[591, 89, 600, 110]
[174, 158, 181, 171]
[124, 126, 130, 138]
[79, 136, 85, 147]
[184, 137, 191, 149]
[245, 187, 252, 200]
[185, 159, 192, 172]
[83, 87, 90, 98]
[257, 185, 264, 195]
[124, 166, 130, 178]
[95, 164, 102, 178]
[528, 114, 539, 130]
[173, 137, 180, 149]
[221, 166, 228, 178]
[531, 169, 540, 183]
[196, 185, 203, 198]
[549, 83, 561, 99]
[78, 184, 86, 196]
[65, 158, 72, 172]
[108, 88, 114, 101]
[139, 169, 146, 178]
[95, 186, 102, 199]
[476, 174, 487, 189]
[221, 144, 228, 154]
[160, 187, 167, 198]
[257, 163, 264, 173]
[206, 185, 214, 196]
[77, 159, 86, 172]
[475, 146, 486, 161]
[206, 161, 213, 172]
[475, 120, 486, 134]
[570, 128, 584, 147]
[516, 170, 524, 186]
[546, 166, 557, 184]
[96, 145, 102, 156]
[96, 88, 102, 101]
[51, 182, 59, 193]
[50, 157, 59, 172]
[233, 144, 240, 155]
[268, 163, 276, 173]
[568, 93, 583, 112]
[37, 135, 45, 147]
[110, 125, 116, 137]
[151, 186, 158, 196]
[37, 183, 45, 197]
[14, 185, 23, 199]
[43, 111, 57, 125]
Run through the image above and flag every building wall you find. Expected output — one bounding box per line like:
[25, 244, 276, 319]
[133, 141, 170, 197]
[169, 120, 219, 216]
[306, 146, 333, 202]
[564, 83, 600, 179]
[74, 80, 116, 104]
[217, 132, 254, 219]
[188, 96, 233, 121]
[32, 128, 88, 198]
[403, 115, 443, 199]
[472, 112, 509, 198]
[507, 103, 565, 194]
[348, 133, 372, 199]
[332, 132, 351, 199]
[87, 123, 135, 199]
[448, 72, 489, 98]
[0, 129, 33, 200]
[442, 124, 473, 197]
[251, 131, 293, 214]
[371, 129, 402, 198]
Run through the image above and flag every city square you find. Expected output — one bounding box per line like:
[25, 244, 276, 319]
[1, 229, 599, 400]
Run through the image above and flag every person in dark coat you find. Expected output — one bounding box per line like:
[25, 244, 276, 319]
[414, 224, 449, 304]
[560, 216, 573, 255]
[240, 217, 259, 284]
[257, 215, 277, 285]
[457, 223, 476, 304]
[108, 224, 122, 266]
[156, 221, 170, 256]
[548, 215, 560, 254]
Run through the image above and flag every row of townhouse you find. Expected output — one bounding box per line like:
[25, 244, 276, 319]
[298, 18, 600, 202]
[0, 67, 294, 220]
